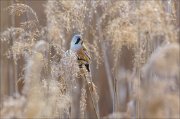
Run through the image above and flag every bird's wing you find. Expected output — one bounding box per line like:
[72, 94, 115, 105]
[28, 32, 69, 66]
[84, 50, 91, 60]
[77, 45, 90, 63]
[82, 44, 91, 60]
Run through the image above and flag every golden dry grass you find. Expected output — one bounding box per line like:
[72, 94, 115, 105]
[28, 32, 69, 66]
[0, 0, 179, 118]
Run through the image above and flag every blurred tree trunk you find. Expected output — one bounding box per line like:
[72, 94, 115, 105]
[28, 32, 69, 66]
[0, 0, 11, 97]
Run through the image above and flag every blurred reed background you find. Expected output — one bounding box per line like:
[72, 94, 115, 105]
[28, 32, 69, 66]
[0, 0, 180, 118]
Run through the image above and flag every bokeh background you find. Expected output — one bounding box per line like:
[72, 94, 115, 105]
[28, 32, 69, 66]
[0, 0, 180, 118]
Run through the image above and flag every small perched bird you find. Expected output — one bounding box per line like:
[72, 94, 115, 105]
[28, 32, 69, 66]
[70, 34, 90, 72]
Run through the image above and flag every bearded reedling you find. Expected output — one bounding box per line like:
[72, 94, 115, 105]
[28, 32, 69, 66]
[70, 34, 99, 118]
[70, 34, 91, 72]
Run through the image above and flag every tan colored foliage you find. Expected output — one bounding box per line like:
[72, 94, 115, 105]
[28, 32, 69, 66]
[0, 0, 179, 118]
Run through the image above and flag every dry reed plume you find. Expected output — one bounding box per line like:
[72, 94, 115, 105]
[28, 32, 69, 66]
[0, 0, 179, 119]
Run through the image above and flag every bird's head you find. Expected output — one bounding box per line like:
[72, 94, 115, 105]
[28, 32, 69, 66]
[70, 34, 83, 51]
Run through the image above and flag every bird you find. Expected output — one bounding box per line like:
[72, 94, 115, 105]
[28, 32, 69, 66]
[70, 34, 90, 72]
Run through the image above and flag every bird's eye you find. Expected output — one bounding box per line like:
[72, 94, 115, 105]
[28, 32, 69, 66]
[75, 37, 81, 44]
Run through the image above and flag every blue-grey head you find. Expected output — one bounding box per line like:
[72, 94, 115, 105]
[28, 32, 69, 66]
[70, 34, 83, 51]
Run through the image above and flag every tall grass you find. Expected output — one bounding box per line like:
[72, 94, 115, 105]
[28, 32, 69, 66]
[0, 0, 179, 118]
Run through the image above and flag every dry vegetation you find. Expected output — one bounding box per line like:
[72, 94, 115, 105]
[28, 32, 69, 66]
[0, 0, 179, 119]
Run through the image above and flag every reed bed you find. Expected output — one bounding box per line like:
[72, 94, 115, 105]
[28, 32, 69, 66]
[0, 0, 179, 118]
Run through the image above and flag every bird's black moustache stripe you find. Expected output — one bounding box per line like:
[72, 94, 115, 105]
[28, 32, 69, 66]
[75, 38, 81, 44]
